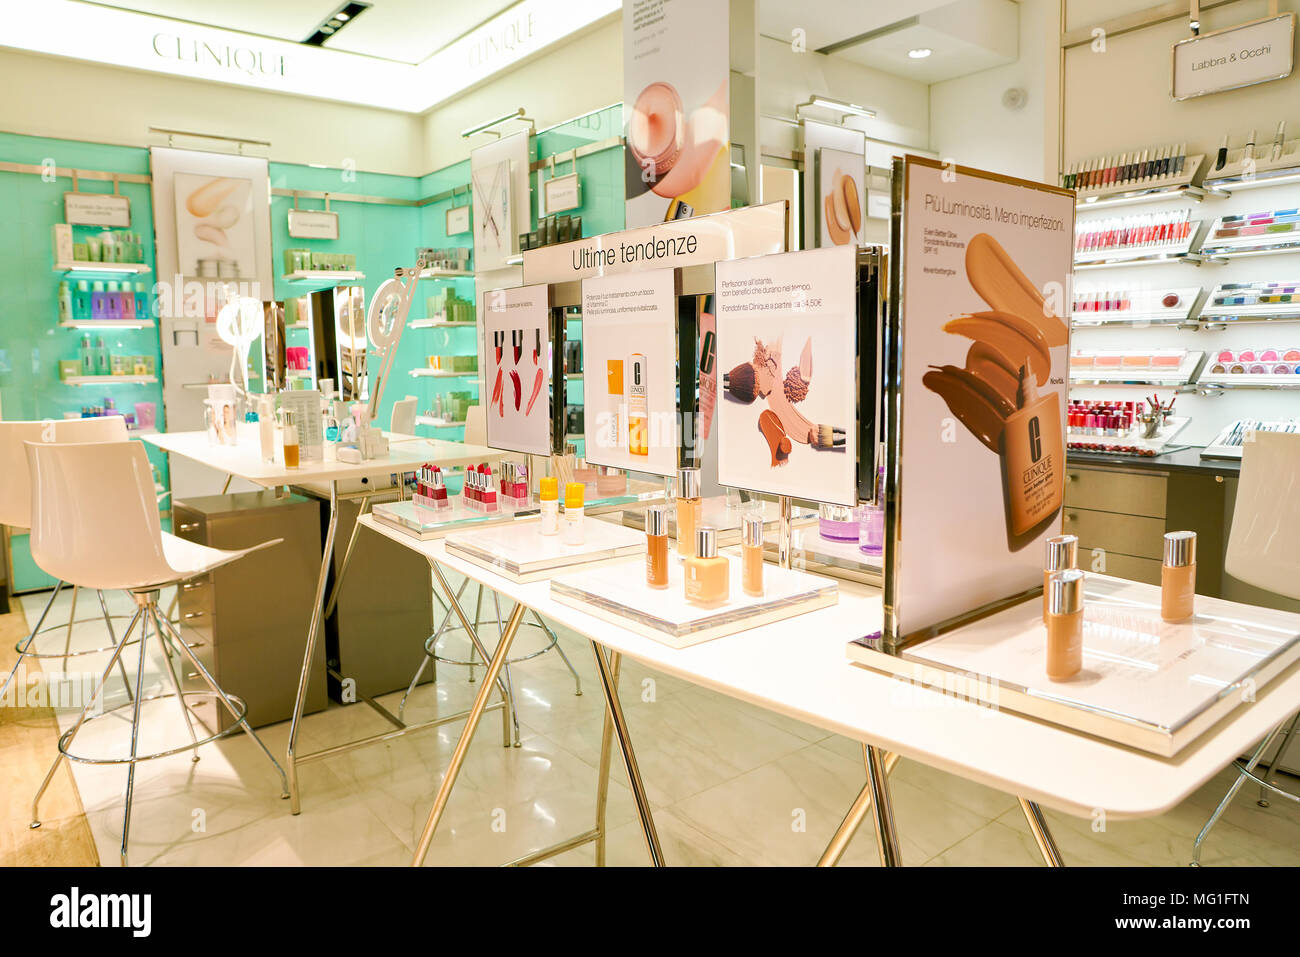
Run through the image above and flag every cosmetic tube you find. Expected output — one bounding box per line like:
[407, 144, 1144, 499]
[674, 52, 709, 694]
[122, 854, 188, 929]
[1161, 531, 1196, 622]
[540, 477, 559, 535]
[1043, 534, 1079, 623]
[562, 482, 585, 545]
[676, 467, 701, 557]
[1045, 569, 1084, 681]
[645, 505, 669, 589]
[742, 513, 765, 598]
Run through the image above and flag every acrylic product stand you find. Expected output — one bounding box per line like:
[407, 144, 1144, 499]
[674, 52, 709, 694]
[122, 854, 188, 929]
[549, 555, 838, 648]
[443, 517, 645, 582]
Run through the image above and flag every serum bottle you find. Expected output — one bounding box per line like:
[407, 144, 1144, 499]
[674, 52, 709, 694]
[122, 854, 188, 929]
[645, 505, 669, 589]
[562, 482, 585, 545]
[627, 353, 649, 456]
[1161, 531, 1197, 622]
[539, 476, 559, 535]
[684, 526, 729, 607]
[742, 513, 765, 598]
[1045, 568, 1084, 680]
[676, 467, 702, 557]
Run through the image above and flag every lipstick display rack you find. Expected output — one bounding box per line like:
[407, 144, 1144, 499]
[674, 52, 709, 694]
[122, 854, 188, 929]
[1205, 139, 1300, 191]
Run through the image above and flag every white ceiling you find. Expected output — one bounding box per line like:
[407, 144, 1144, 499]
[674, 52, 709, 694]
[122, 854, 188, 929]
[760, 0, 1019, 85]
[87, 0, 519, 63]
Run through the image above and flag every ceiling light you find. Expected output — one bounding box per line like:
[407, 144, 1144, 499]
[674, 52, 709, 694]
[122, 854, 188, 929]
[797, 95, 877, 120]
[305, 2, 370, 46]
[908, 48, 933, 59]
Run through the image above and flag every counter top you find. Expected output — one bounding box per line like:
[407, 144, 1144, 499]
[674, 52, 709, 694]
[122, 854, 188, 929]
[1068, 446, 1241, 477]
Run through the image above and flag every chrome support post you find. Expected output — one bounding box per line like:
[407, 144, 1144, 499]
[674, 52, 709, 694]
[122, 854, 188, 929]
[817, 749, 901, 866]
[865, 743, 902, 866]
[594, 651, 622, 866]
[1018, 798, 1065, 867]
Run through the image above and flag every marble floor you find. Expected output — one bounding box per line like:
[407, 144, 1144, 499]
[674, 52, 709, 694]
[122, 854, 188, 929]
[4, 583, 1299, 867]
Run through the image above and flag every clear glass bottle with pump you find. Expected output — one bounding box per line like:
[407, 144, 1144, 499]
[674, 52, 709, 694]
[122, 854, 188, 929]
[676, 467, 702, 557]
[684, 526, 729, 607]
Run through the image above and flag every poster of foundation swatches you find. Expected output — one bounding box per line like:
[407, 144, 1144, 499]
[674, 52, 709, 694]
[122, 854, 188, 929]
[715, 245, 859, 508]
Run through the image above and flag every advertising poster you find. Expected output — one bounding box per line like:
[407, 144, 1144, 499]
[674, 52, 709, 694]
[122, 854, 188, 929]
[581, 268, 679, 477]
[471, 130, 531, 272]
[816, 147, 867, 247]
[174, 173, 257, 279]
[800, 120, 864, 250]
[891, 156, 1074, 641]
[481, 284, 552, 456]
[715, 245, 858, 507]
[623, 0, 730, 228]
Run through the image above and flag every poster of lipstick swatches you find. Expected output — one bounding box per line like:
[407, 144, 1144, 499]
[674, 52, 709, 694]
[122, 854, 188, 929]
[481, 286, 552, 456]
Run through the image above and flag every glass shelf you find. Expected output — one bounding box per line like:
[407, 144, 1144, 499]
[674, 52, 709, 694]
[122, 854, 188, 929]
[1197, 373, 1300, 391]
[62, 374, 157, 386]
[58, 319, 155, 329]
[1074, 251, 1205, 270]
[414, 415, 466, 428]
[419, 268, 474, 279]
[409, 368, 478, 378]
[54, 261, 151, 275]
[283, 269, 365, 286]
[409, 317, 477, 329]
[1076, 182, 1224, 211]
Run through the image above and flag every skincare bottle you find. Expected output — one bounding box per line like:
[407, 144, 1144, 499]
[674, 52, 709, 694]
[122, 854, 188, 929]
[94, 336, 109, 375]
[1043, 534, 1079, 622]
[74, 281, 91, 320]
[627, 353, 649, 456]
[57, 282, 73, 324]
[258, 395, 276, 464]
[684, 526, 729, 607]
[1002, 361, 1064, 538]
[562, 482, 585, 545]
[80, 333, 94, 375]
[540, 476, 560, 535]
[742, 513, 765, 598]
[91, 282, 106, 320]
[134, 283, 148, 319]
[282, 422, 301, 468]
[105, 282, 121, 321]
[645, 505, 669, 589]
[676, 467, 702, 557]
[119, 281, 136, 320]
[1161, 530, 1197, 622]
[606, 359, 624, 451]
[1045, 568, 1084, 681]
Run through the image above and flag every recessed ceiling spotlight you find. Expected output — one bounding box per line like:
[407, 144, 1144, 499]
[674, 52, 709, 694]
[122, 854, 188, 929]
[908, 48, 933, 59]
[305, 2, 370, 46]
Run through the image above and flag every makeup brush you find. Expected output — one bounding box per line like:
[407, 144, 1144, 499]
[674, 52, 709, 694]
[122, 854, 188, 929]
[809, 425, 846, 450]
[723, 362, 757, 403]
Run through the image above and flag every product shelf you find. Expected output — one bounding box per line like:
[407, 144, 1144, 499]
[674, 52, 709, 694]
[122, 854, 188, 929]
[283, 270, 366, 286]
[62, 374, 157, 386]
[1069, 351, 1206, 388]
[54, 261, 151, 275]
[1076, 182, 1224, 211]
[1070, 313, 1198, 329]
[1074, 251, 1207, 270]
[409, 317, 477, 329]
[58, 319, 156, 330]
[419, 268, 474, 279]
[415, 415, 467, 428]
[1197, 373, 1300, 391]
[409, 369, 478, 379]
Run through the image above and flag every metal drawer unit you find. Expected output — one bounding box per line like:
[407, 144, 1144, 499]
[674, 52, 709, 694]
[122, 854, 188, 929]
[1064, 464, 1168, 584]
[173, 491, 328, 730]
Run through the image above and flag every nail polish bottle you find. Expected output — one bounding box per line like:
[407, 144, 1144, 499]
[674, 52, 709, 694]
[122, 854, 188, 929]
[742, 513, 765, 598]
[1045, 569, 1084, 681]
[1043, 534, 1079, 622]
[645, 505, 669, 589]
[676, 467, 702, 557]
[684, 526, 729, 607]
[562, 482, 585, 545]
[540, 476, 559, 535]
[1161, 530, 1197, 622]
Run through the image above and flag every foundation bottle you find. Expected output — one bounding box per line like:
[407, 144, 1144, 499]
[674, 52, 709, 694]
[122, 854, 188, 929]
[1045, 569, 1084, 681]
[1043, 534, 1079, 622]
[1161, 530, 1197, 623]
[741, 513, 765, 598]
[684, 526, 729, 607]
[539, 476, 559, 535]
[676, 467, 702, 557]
[1002, 362, 1064, 537]
[645, 505, 669, 589]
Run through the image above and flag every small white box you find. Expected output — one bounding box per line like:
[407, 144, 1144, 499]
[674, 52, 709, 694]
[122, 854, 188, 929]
[52, 223, 74, 263]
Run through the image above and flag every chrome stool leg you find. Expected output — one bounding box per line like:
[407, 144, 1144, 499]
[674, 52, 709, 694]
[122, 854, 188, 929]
[149, 606, 200, 761]
[1256, 710, 1300, 808]
[120, 600, 152, 866]
[62, 584, 79, 669]
[534, 610, 582, 697]
[0, 580, 64, 703]
[467, 584, 484, 683]
[492, 592, 522, 747]
[96, 589, 133, 703]
[397, 577, 470, 721]
[1193, 721, 1288, 865]
[31, 607, 144, 829]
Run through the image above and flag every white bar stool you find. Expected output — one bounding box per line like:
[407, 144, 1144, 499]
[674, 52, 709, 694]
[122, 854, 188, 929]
[1193, 431, 1300, 865]
[0, 418, 138, 704]
[24, 439, 290, 866]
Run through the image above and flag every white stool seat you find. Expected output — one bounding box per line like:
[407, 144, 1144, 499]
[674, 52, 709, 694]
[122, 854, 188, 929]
[159, 532, 282, 588]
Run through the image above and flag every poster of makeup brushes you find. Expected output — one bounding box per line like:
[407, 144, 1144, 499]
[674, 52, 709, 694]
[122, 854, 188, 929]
[470, 130, 531, 272]
[481, 284, 553, 456]
[715, 246, 859, 507]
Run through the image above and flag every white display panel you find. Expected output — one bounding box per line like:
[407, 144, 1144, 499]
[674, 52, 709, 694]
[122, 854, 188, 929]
[551, 556, 838, 648]
[891, 158, 1075, 642]
[470, 130, 530, 272]
[581, 268, 679, 476]
[816, 147, 867, 248]
[715, 245, 859, 507]
[481, 284, 553, 456]
[444, 518, 644, 582]
[854, 574, 1300, 756]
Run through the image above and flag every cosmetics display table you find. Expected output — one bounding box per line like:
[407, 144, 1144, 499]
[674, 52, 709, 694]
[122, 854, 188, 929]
[360, 511, 1300, 867]
[141, 429, 502, 813]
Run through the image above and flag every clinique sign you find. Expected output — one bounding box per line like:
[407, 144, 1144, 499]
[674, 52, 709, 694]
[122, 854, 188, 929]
[152, 33, 287, 78]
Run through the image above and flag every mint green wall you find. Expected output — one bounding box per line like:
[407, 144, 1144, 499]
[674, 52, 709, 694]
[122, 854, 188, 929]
[0, 132, 169, 591]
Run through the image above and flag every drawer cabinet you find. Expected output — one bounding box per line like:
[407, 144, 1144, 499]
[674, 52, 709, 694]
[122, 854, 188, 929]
[1064, 466, 1166, 519]
[1062, 506, 1167, 562]
[173, 491, 326, 730]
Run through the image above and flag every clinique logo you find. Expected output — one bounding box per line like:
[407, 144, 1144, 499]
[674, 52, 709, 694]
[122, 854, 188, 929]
[152, 33, 287, 78]
[466, 12, 537, 70]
